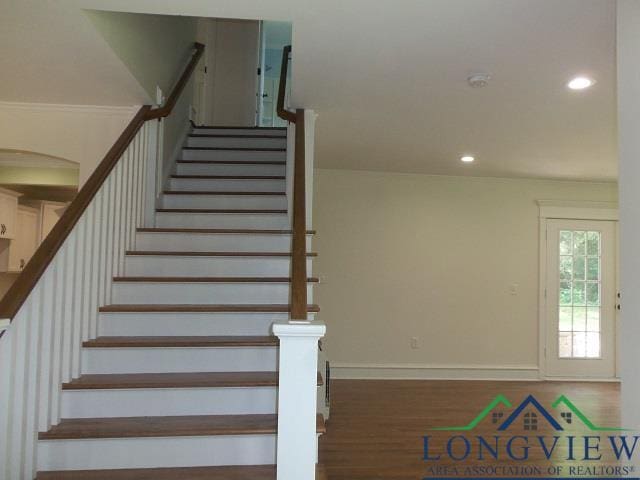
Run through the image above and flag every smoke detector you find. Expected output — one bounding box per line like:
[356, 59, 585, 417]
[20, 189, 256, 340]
[467, 74, 491, 88]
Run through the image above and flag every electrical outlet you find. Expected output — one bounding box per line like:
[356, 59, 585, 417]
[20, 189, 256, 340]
[411, 337, 420, 349]
[509, 283, 519, 295]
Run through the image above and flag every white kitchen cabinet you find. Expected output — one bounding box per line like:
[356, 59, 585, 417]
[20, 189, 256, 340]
[9, 206, 40, 272]
[0, 187, 21, 240]
[39, 201, 67, 242]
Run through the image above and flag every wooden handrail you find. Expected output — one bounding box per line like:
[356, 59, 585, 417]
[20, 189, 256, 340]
[290, 109, 308, 319]
[275, 45, 308, 320]
[0, 42, 204, 321]
[146, 42, 204, 120]
[277, 45, 296, 124]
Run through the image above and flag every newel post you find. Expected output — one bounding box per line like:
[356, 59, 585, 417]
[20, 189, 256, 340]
[273, 321, 326, 480]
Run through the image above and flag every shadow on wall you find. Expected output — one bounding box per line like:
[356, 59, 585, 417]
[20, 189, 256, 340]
[0, 149, 79, 299]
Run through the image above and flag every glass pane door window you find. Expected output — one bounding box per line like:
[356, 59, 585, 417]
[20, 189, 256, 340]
[545, 220, 616, 379]
[558, 230, 601, 359]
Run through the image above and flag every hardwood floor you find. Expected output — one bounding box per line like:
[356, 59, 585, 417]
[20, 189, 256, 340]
[319, 380, 622, 480]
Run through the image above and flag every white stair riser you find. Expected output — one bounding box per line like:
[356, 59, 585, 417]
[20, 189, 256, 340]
[169, 177, 285, 192]
[135, 232, 311, 252]
[193, 128, 286, 136]
[124, 255, 313, 276]
[156, 212, 289, 229]
[181, 149, 285, 162]
[176, 163, 285, 176]
[38, 435, 277, 470]
[112, 283, 314, 305]
[161, 194, 287, 210]
[187, 136, 287, 149]
[82, 347, 278, 374]
[97, 312, 315, 337]
[61, 387, 277, 418]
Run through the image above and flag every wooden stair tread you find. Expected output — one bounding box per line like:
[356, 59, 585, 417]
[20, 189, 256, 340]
[171, 175, 285, 180]
[63, 371, 278, 390]
[39, 414, 326, 440]
[193, 125, 287, 130]
[113, 276, 319, 283]
[183, 147, 285, 152]
[99, 304, 320, 313]
[37, 464, 327, 479]
[156, 208, 287, 214]
[177, 160, 286, 165]
[63, 371, 323, 390]
[126, 251, 318, 257]
[83, 335, 278, 348]
[189, 133, 286, 139]
[137, 228, 316, 234]
[162, 191, 285, 196]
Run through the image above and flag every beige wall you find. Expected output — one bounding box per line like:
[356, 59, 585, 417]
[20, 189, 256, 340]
[86, 11, 198, 100]
[313, 169, 618, 377]
[0, 103, 136, 185]
[87, 11, 199, 181]
[0, 166, 78, 186]
[0, 12, 199, 188]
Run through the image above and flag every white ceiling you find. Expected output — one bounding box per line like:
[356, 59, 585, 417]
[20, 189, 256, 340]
[0, 0, 149, 105]
[79, 0, 618, 180]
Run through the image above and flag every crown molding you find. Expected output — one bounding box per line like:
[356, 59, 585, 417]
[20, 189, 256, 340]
[536, 200, 618, 220]
[0, 101, 139, 116]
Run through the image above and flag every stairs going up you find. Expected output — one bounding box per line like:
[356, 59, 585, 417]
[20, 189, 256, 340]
[36, 126, 324, 478]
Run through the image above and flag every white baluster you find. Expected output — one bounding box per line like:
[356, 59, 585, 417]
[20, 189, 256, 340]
[138, 125, 148, 231]
[82, 203, 95, 342]
[112, 161, 123, 278]
[8, 308, 31, 479]
[23, 285, 44, 478]
[125, 138, 135, 252]
[144, 119, 160, 227]
[97, 183, 109, 317]
[61, 237, 75, 384]
[38, 266, 56, 432]
[71, 217, 86, 378]
[103, 176, 115, 305]
[90, 191, 104, 339]
[0, 325, 15, 479]
[131, 131, 142, 245]
[50, 250, 66, 424]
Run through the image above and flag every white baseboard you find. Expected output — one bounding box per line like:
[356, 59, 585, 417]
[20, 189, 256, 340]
[331, 362, 541, 381]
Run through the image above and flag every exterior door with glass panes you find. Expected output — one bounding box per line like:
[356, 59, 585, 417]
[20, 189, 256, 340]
[545, 219, 617, 378]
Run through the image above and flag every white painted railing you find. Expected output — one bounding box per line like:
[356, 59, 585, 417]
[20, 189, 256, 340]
[0, 120, 158, 480]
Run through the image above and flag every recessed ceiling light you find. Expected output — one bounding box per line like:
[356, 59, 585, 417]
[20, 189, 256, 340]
[567, 76, 595, 90]
[468, 74, 491, 88]
[461, 155, 475, 163]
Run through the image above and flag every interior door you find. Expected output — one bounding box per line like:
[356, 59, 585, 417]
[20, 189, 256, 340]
[545, 219, 617, 378]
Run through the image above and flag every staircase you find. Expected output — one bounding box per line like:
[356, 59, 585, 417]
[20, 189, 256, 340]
[34, 127, 326, 478]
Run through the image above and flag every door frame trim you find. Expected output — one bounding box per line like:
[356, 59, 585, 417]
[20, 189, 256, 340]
[537, 200, 619, 379]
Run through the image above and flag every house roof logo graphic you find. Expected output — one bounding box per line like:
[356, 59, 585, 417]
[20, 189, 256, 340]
[431, 394, 627, 432]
